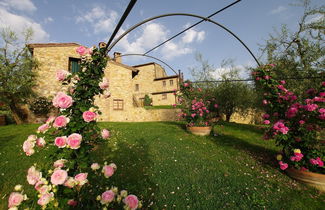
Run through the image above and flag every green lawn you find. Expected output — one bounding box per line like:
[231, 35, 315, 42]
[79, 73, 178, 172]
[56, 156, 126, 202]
[0, 122, 324, 209]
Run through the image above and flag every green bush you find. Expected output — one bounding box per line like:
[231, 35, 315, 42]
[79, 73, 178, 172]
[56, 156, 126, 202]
[29, 96, 52, 116]
[144, 94, 152, 106]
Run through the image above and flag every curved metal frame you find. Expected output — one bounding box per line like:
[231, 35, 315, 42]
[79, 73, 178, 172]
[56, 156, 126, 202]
[106, 13, 260, 66]
[118, 53, 178, 74]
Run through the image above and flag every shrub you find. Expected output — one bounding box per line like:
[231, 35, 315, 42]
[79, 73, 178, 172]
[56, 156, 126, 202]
[143, 94, 152, 106]
[29, 97, 53, 116]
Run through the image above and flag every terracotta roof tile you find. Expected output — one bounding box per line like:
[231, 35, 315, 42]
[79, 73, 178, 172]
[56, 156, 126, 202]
[27, 43, 81, 48]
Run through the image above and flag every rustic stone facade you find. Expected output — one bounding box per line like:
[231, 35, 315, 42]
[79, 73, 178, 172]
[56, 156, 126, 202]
[28, 43, 180, 122]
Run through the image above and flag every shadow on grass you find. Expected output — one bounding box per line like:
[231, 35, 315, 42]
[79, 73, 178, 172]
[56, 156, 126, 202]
[216, 121, 265, 136]
[211, 132, 279, 170]
[94, 138, 157, 208]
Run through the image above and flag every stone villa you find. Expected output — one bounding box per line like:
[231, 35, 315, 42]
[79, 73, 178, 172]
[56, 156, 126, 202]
[27, 43, 182, 122]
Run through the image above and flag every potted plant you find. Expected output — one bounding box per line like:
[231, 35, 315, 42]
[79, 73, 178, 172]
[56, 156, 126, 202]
[177, 81, 218, 136]
[253, 64, 324, 191]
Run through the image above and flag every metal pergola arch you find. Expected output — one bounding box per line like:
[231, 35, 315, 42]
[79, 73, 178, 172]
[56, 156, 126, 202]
[106, 13, 260, 66]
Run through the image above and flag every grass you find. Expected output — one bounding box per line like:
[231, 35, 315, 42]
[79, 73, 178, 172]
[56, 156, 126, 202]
[0, 122, 324, 209]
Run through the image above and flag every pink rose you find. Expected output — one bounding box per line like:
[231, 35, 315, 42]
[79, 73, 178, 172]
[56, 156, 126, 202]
[74, 173, 88, 186]
[82, 111, 97, 122]
[38, 185, 51, 195]
[102, 165, 115, 178]
[101, 190, 115, 204]
[55, 136, 67, 148]
[103, 91, 111, 98]
[64, 177, 76, 188]
[262, 114, 270, 119]
[299, 120, 305, 125]
[37, 124, 49, 134]
[91, 163, 100, 170]
[263, 120, 270, 125]
[310, 158, 318, 165]
[46, 116, 55, 124]
[37, 193, 53, 206]
[99, 78, 109, 90]
[36, 137, 46, 147]
[8, 192, 24, 208]
[279, 161, 288, 170]
[184, 83, 189, 87]
[67, 133, 82, 149]
[53, 115, 70, 128]
[52, 92, 73, 109]
[124, 195, 139, 210]
[76, 46, 87, 56]
[316, 157, 324, 167]
[101, 129, 110, 139]
[53, 159, 67, 168]
[51, 169, 68, 185]
[56, 69, 70, 81]
[67, 199, 78, 207]
[23, 140, 35, 156]
[86, 47, 93, 55]
[27, 166, 42, 185]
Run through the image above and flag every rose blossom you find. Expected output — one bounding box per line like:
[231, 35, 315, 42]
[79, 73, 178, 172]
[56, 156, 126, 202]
[37, 124, 50, 134]
[124, 195, 139, 210]
[56, 70, 70, 81]
[37, 193, 53, 206]
[91, 163, 100, 170]
[51, 169, 68, 185]
[53, 116, 70, 128]
[8, 192, 24, 208]
[76, 46, 87, 56]
[55, 136, 67, 148]
[27, 166, 42, 185]
[64, 177, 76, 188]
[52, 92, 73, 109]
[82, 111, 97, 122]
[102, 164, 116, 178]
[67, 133, 82, 149]
[46, 116, 55, 124]
[101, 129, 110, 139]
[263, 120, 270, 125]
[279, 161, 288, 170]
[38, 185, 51, 195]
[67, 200, 78, 207]
[53, 159, 67, 168]
[101, 190, 115, 204]
[23, 140, 35, 156]
[99, 78, 109, 90]
[74, 173, 88, 186]
[36, 137, 46, 147]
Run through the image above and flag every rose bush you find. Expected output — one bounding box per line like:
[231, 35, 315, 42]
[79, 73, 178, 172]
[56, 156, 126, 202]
[176, 81, 218, 127]
[253, 64, 324, 174]
[8, 44, 141, 209]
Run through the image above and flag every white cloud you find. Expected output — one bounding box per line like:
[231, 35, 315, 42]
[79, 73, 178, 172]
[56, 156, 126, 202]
[270, 6, 287, 15]
[0, 0, 36, 12]
[76, 6, 118, 34]
[0, 7, 49, 42]
[182, 27, 206, 43]
[43, 17, 53, 24]
[161, 41, 192, 59]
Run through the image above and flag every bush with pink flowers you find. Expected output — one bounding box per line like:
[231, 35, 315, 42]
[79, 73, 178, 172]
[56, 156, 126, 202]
[176, 81, 219, 127]
[7, 44, 141, 209]
[253, 64, 324, 174]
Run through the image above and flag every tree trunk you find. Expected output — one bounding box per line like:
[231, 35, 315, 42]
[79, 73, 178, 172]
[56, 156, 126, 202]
[8, 103, 26, 124]
[226, 113, 231, 122]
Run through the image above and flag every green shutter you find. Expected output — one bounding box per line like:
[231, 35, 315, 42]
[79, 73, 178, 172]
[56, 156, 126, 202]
[71, 60, 80, 73]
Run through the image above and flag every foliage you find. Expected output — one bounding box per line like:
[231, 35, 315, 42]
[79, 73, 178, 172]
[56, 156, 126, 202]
[260, 0, 324, 94]
[0, 28, 38, 124]
[7, 44, 140, 209]
[144, 105, 180, 110]
[253, 64, 324, 174]
[177, 81, 218, 127]
[2, 122, 325, 209]
[143, 94, 152, 106]
[29, 97, 53, 116]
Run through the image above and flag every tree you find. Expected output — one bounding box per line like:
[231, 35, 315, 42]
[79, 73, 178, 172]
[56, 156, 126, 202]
[259, 0, 324, 94]
[0, 28, 38, 124]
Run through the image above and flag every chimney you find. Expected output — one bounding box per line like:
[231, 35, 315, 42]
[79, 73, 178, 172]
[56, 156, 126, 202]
[113, 52, 122, 63]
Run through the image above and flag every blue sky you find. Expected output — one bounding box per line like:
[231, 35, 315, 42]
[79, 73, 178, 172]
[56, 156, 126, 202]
[0, 0, 324, 79]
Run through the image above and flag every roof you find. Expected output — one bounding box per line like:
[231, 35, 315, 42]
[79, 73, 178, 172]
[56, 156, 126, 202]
[132, 62, 156, 68]
[27, 43, 81, 48]
[154, 75, 179, 81]
[109, 60, 139, 72]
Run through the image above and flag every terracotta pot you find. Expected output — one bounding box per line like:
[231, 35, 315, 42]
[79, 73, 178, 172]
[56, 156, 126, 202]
[187, 126, 212, 136]
[286, 167, 325, 192]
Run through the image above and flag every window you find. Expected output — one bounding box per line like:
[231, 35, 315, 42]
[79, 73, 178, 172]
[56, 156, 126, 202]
[162, 94, 167, 100]
[163, 81, 166, 87]
[135, 84, 139, 91]
[113, 99, 124, 110]
[170, 80, 174, 86]
[69, 57, 81, 73]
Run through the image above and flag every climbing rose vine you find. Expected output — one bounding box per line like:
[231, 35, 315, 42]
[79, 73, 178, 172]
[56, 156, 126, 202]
[8, 44, 141, 209]
[253, 64, 324, 174]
